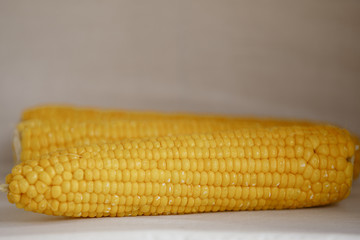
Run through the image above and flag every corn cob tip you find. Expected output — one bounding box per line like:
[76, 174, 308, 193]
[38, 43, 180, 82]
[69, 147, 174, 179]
[12, 129, 21, 165]
[0, 183, 9, 193]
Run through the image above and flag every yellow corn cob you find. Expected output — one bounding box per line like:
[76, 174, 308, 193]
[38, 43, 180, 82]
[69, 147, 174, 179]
[15, 118, 314, 163]
[14, 119, 248, 163]
[5, 125, 355, 217]
[15, 105, 360, 179]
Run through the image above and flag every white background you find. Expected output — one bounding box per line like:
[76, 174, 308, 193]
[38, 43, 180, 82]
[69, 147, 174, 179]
[0, 1, 359, 239]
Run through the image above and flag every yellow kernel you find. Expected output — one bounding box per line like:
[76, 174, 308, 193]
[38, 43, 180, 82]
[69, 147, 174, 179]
[290, 158, 297, 174]
[303, 148, 313, 161]
[94, 180, 103, 193]
[78, 181, 87, 193]
[71, 180, 79, 192]
[67, 192, 75, 202]
[255, 160, 262, 173]
[278, 147, 285, 157]
[151, 169, 160, 182]
[242, 187, 249, 199]
[277, 158, 285, 173]
[53, 175, 63, 185]
[309, 135, 320, 149]
[312, 182, 322, 193]
[328, 157, 336, 170]
[347, 141, 355, 157]
[272, 173, 281, 187]
[249, 188, 256, 200]
[279, 174, 288, 188]
[9, 181, 20, 194]
[11, 165, 22, 175]
[268, 146, 277, 158]
[269, 158, 277, 172]
[322, 182, 331, 193]
[51, 186, 62, 198]
[38, 172, 51, 185]
[222, 172, 230, 187]
[328, 170, 337, 182]
[61, 181, 71, 193]
[18, 179, 29, 193]
[252, 146, 260, 159]
[214, 172, 222, 186]
[248, 159, 255, 173]
[200, 172, 208, 185]
[345, 163, 353, 178]
[264, 173, 272, 187]
[309, 154, 320, 169]
[262, 159, 270, 173]
[318, 155, 327, 169]
[329, 145, 339, 157]
[54, 163, 64, 174]
[285, 147, 295, 158]
[219, 159, 226, 172]
[74, 169, 84, 180]
[256, 173, 265, 187]
[59, 202, 68, 212]
[50, 200, 59, 211]
[108, 169, 116, 181]
[336, 157, 347, 171]
[90, 193, 98, 203]
[45, 166, 56, 178]
[310, 169, 321, 183]
[297, 159, 306, 174]
[58, 193, 67, 202]
[288, 174, 296, 188]
[260, 146, 268, 158]
[295, 145, 304, 158]
[63, 171, 72, 181]
[102, 181, 110, 194]
[249, 173, 257, 187]
[85, 169, 93, 181]
[336, 172, 345, 184]
[35, 181, 48, 194]
[25, 172, 38, 184]
[96, 168, 106, 182]
[303, 165, 313, 179]
[22, 165, 32, 175]
[317, 145, 330, 156]
[337, 144, 348, 158]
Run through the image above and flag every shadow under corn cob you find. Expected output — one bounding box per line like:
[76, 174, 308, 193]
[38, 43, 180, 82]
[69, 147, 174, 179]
[6, 125, 355, 217]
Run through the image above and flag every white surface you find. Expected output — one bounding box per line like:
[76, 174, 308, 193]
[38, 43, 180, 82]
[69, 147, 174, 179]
[0, 181, 359, 240]
[0, 1, 360, 239]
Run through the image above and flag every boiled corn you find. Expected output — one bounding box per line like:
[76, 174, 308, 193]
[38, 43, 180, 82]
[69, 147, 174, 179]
[15, 118, 312, 163]
[5, 125, 355, 217]
[14, 105, 360, 179]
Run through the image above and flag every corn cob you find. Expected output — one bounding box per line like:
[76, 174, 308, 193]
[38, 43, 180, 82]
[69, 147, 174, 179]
[14, 118, 314, 163]
[15, 105, 360, 179]
[5, 125, 355, 217]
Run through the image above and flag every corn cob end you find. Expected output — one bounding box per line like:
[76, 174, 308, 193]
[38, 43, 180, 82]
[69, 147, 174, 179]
[12, 129, 22, 165]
